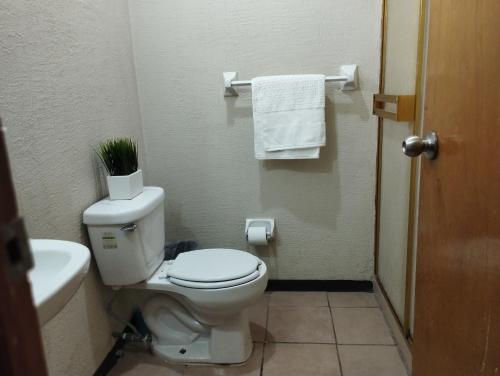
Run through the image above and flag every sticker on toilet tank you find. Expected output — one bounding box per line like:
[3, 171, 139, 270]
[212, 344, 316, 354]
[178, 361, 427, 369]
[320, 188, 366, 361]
[102, 232, 118, 249]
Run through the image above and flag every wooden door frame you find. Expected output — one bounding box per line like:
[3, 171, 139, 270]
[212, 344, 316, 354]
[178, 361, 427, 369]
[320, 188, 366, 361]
[402, 0, 428, 340]
[373, 0, 427, 343]
[0, 120, 48, 375]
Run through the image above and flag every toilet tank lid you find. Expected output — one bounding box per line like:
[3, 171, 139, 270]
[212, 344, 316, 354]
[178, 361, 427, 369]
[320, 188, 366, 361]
[83, 186, 165, 225]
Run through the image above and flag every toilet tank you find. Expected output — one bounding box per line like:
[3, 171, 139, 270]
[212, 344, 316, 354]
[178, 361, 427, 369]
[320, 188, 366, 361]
[83, 186, 165, 286]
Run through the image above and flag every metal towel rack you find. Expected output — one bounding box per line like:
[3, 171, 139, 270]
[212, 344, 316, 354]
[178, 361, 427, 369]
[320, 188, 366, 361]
[223, 64, 358, 97]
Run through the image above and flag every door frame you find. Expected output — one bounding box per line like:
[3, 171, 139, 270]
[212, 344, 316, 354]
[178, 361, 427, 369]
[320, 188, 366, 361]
[373, 0, 428, 343]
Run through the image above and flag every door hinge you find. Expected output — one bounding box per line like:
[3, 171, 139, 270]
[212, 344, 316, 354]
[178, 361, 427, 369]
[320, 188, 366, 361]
[0, 217, 32, 279]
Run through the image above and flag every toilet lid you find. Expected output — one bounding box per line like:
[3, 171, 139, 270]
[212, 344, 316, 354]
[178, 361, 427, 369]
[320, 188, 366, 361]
[167, 249, 260, 283]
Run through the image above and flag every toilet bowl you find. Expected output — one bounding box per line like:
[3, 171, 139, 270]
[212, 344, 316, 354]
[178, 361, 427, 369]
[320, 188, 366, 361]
[83, 187, 268, 364]
[140, 250, 268, 363]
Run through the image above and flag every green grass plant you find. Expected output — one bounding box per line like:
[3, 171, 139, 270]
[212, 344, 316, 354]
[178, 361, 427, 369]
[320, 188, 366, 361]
[97, 138, 138, 176]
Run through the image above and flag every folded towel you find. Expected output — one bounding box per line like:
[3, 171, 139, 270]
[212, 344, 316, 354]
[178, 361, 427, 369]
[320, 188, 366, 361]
[251, 74, 325, 159]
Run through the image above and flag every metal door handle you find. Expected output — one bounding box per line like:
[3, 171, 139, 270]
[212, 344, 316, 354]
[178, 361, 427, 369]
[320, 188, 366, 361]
[402, 131, 438, 160]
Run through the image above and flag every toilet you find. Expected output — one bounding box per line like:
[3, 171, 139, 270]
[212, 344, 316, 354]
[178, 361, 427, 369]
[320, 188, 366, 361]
[83, 186, 268, 364]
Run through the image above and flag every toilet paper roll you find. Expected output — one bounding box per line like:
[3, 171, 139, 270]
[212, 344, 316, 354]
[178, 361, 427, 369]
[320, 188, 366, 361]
[247, 226, 268, 246]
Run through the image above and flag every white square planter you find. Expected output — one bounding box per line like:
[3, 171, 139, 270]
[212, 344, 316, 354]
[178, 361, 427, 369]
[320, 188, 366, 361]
[106, 169, 143, 200]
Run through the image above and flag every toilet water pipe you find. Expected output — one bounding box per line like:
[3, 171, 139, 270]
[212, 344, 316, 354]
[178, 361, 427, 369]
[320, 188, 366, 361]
[106, 292, 141, 337]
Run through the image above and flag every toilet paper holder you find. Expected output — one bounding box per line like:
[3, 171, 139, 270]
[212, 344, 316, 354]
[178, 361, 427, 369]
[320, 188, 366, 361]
[245, 218, 275, 241]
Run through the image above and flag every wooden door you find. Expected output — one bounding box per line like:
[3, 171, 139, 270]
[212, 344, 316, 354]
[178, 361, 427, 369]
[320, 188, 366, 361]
[0, 122, 48, 375]
[413, 1, 500, 375]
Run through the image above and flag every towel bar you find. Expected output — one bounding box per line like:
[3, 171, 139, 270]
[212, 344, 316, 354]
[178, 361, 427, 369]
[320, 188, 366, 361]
[223, 65, 358, 97]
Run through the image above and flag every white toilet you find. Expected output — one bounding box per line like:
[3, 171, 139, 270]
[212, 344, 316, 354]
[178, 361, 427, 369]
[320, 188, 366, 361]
[83, 186, 268, 364]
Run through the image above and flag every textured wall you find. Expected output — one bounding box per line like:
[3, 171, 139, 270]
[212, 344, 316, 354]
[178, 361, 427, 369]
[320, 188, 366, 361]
[128, 0, 382, 279]
[0, 1, 145, 375]
[377, 0, 420, 322]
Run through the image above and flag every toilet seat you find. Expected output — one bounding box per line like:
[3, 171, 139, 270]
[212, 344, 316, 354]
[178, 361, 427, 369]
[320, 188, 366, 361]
[169, 269, 261, 289]
[166, 249, 261, 289]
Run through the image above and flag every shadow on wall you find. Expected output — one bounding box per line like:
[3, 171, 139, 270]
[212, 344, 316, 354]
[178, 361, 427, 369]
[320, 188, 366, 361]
[334, 88, 371, 122]
[164, 201, 197, 241]
[224, 89, 253, 127]
[91, 148, 107, 200]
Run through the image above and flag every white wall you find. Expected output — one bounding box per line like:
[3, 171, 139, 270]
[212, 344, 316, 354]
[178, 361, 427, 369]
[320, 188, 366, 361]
[0, 1, 145, 375]
[377, 0, 421, 321]
[128, 0, 382, 280]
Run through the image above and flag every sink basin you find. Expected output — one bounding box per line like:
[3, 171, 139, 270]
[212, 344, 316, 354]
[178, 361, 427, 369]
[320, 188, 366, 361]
[28, 239, 91, 324]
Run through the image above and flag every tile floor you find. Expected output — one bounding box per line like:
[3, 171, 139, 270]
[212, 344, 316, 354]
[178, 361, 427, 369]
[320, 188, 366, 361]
[109, 292, 408, 376]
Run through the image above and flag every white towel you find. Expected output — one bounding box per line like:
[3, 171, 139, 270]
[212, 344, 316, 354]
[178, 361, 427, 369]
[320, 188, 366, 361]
[251, 74, 325, 160]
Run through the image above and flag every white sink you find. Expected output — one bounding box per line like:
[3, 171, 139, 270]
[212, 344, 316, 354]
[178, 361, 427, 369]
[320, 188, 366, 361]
[28, 239, 91, 324]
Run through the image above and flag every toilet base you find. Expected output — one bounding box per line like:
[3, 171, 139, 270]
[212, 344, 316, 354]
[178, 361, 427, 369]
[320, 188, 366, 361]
[144, 294, 253, 364]
[152, 333, 253, 365]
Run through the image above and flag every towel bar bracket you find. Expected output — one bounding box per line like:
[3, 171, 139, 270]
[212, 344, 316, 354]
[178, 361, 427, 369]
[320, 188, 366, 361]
[339, 64, 358, 91]
[223, 65, 358, 97]
[223, 72, 239, 97]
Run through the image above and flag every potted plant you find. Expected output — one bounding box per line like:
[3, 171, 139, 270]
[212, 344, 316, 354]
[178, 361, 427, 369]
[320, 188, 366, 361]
[97, 138, 143, 200]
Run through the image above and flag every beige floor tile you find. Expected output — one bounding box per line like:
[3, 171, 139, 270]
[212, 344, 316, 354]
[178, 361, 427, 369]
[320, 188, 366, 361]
[247, 295, 269, 342]
[263, 343, 341, 376]
[184, 343, 263, 376]
[267, 307, 335, 343]
[338, 345, 408, 376]
[108, 350, 185, 375]
[328, 292, 378, 308]
[332, 308, 395, 345]
[268, 291, 328, 307]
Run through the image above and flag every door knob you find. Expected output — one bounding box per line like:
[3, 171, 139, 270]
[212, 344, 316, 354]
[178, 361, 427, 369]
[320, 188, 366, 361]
[402, 131, 438, 160]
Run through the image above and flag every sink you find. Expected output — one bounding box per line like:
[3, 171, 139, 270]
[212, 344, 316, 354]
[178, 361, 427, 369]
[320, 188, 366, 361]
[28, 239, 91, 324]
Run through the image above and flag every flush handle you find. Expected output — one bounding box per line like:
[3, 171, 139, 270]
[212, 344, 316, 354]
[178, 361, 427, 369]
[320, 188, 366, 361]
[120, 223, 137, 232]
[402, 131, 438, 160]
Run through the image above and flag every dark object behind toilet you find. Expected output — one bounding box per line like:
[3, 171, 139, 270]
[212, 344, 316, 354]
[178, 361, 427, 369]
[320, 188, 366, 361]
[164, 240, 198, 260]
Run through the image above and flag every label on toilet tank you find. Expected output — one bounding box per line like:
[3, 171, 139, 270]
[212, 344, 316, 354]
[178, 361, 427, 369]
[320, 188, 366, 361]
[102, 232, 118, 249]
